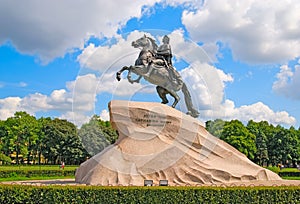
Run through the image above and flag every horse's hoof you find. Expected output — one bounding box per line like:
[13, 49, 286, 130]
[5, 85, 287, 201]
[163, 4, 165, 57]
[161, 100, 168, 104]
[187, 110, 200, 118]
[116, 73, 121, 81]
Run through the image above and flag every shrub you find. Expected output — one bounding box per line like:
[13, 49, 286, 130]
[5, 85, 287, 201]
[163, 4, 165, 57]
[0, 185, 299, 204]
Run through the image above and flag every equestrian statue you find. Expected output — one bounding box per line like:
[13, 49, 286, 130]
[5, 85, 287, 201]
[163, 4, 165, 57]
[116, 34, 199, 118]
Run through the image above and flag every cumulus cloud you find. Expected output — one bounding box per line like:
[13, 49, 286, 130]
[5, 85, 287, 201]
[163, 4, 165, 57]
[0, 97, 23, 120]
[0, 0, 161, 63]
[0, 74, 96, 125]
[273, 60, 300, 99]
[0, 71, 155, 125]
[100, 109, 110, 121]
[60, 111, 91, 127]
[180, 63, 231, 108]
[180, 65, 295, 126]
[77, 31, 149, 72]
[182, 0, 300, 64]
[168, 29, 212, 64]
[229, 100, 295, 126]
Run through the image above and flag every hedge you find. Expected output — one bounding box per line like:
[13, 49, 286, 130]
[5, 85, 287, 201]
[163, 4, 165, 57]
[0, 170, 75, 178]
[279, 172, 300, 177]
[0, 185, 300, 204]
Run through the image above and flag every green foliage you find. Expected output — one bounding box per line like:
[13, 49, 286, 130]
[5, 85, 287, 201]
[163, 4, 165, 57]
[268, 126, 300, 166]
[220, 120, 257, 160]
[206, 119, 300, 167]
[0, 112, 118, 165]
[205, 119, 225, 138]
[247, 120, 269, 165]
[266, 166, 280, 174]
[0, 153, 11, 164]
[1, 110, 299, 168]
[0, 185, 299, 203]
[4, 112, 40, 165]
[78, 115, 118, 156]
[41, 118, 87, 165]
[279, 171, 300, 177]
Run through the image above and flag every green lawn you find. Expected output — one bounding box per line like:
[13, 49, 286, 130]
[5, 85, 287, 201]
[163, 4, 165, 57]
[0, 165, 78, 181]
[282, 176, 300, 180]
[0, 165, 78, 171]
[0, 175, 74, 182]
[280, 167, 300, 172]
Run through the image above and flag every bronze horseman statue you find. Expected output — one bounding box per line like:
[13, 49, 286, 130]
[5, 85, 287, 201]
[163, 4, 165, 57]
[116, 34, 199, 118]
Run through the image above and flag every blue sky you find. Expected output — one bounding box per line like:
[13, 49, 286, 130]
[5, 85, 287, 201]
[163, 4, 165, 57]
[0, 0, 300, 127]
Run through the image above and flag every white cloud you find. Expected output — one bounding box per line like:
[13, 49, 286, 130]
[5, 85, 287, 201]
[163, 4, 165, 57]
[273, 61, 300, 100]
[180, 62, 233, 108]
[179, 65, 295, 126]
[182, 0, 300, 64]
[200, 99, 296, 126]
[169, 29, 212, 64]
[224, 100, 296, 126]
[77, 30, 155, 72]
[0, 0, 161, 63]
[22, 93, 50, 112]
[0, 74, 97, 125]
[100, 109, 110, 121]
[0, 71, 155, 126]
[60, 111, 91, 128]
[0, 97, 23, 120]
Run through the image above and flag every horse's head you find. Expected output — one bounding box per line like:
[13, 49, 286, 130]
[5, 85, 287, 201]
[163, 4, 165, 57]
[132, 35, 157, 51]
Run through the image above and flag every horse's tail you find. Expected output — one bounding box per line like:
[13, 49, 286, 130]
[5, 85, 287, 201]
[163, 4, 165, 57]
[182, 83, 199, 118]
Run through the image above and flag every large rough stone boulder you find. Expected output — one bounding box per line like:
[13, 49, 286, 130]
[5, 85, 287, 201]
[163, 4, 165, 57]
[75, 100, 281, 186]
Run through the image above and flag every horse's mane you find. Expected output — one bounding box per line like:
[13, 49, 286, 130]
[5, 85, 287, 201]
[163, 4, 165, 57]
[147, 37, 158, 51]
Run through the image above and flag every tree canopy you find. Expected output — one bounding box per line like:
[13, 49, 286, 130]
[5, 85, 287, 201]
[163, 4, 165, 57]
[0, 111, 299, 167]
[0, 112, 118, 165]
[206, 119, 300, 167]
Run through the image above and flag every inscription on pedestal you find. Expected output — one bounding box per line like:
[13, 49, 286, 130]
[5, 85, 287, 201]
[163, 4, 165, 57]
[134, 113, 171, 127]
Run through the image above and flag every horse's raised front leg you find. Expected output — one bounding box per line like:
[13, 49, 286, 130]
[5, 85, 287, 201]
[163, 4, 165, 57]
[128, 73, 142, 84]
[116, 66, 129, 81]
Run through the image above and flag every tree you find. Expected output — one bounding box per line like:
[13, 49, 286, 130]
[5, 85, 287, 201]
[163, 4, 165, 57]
[41, 118, 87, 164]
[220, 120, 257, 160]
[269, 126, 300, 167]
[78, 115, 118, 157]
[247, 120, 269, 166]
[0, 120, 11, 164]
[33, 117, 52, 165]
[5, 112, 39, 164]
[205, 119, 225, 138]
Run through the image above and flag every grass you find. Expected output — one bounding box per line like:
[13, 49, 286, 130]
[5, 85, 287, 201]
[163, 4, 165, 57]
[0, 175, 74, 182]
[265, 167, 300, 180]
[282, 176, 300, 180]
[0, 165, 78, 171]
[0, 165, 77, 181]
[280, 168, 300, 172]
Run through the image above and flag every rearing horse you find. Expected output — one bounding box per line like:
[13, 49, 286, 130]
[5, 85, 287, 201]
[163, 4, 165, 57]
[116, 35, 199, 118]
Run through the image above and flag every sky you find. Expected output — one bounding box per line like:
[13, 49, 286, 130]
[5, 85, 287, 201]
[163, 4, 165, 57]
[0, 0, 300, 128]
